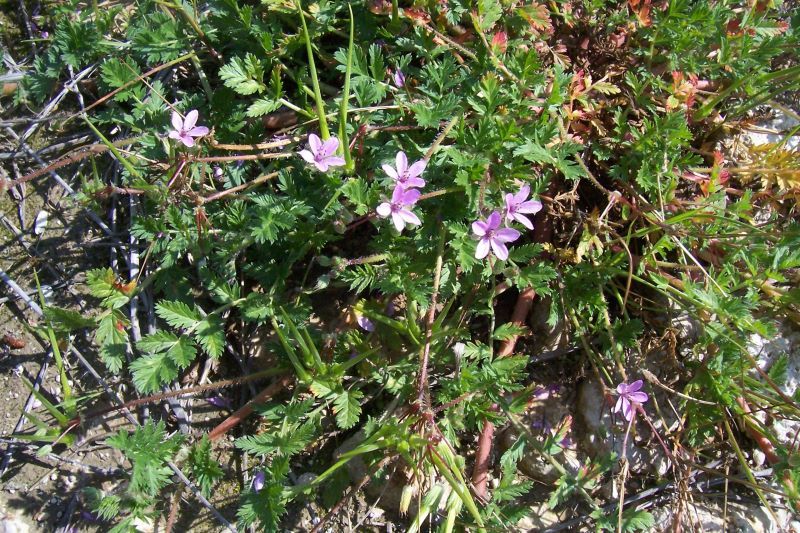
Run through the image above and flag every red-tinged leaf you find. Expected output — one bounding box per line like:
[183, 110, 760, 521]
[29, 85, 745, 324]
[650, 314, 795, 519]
[403, 7, 431, 25]
[518, 4, 553, 34]
[491, 31, 508, 54]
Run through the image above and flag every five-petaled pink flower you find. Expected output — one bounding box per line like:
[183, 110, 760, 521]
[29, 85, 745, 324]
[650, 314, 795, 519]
[472, 211, 520, 261]
[504, 185, 543, 230]
[614, 380, 649, 422]
[168, 110, 209, 147]
[376, 185, 421, 233]
[298, 133, 346, 172]
[382, 151, 426, 189]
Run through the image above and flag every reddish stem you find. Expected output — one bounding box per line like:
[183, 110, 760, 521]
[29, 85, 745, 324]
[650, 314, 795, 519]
[470, 197, 554, 500]
[209, 376, 293, 441]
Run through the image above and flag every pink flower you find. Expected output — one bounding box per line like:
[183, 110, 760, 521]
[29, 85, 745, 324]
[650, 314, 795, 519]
[168, 110, 209, 147]
[382, 151, 426, 189]
[504, 185, 542, 230]
[298, 134, 346, 172]
[376, 185, 421, 233]
[614, 380, 649, 422]
[393, 69, 406, 88]
[472, 211, 520, 261]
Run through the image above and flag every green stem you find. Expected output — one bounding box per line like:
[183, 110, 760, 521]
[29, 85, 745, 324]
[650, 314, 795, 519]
[339, 4, 355, 173]
[296, 0, 329, 139]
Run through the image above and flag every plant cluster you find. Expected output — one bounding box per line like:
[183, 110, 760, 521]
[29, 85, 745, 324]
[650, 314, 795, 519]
[5, 0, 800, 531]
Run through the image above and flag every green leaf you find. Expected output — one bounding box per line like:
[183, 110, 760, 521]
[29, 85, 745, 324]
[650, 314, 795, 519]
[156, 300, 200, 330]
[333, 389, 363, 429]
[220, 53, 266, 95]
[189, 435, 223, 498]
[43, 306, 96, 331]
[107, 421, 183, 497]
[195, 315, 225, 358]
[246, 97, 282, 117]
[99, 58, 142, 102]
[137, 331, 197, 369]
[130, 352, 179, 393]
[493, 323, 528, 342]
[767, 354, 789, 386]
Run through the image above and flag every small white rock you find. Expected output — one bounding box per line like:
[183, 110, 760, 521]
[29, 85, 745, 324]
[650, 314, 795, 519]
[33, 210, 48, 236]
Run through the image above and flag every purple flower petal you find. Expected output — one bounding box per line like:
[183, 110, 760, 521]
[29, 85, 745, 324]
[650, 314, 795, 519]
[391, 184, 405, 203]
[376, 202, 392, 217]
[628, 391, 649, 403]
[324, 156, 346, 167]
[517, 200, 543, 214]
[396, 151, 408, 174]
[494, 227, 521, 243]
[382, 163, 399, 179]
[486, 211, 502, 230]
[405, 176, 426, 188]
[628, 379, 643, 392]
[357, 316, 375, 332]
[514, 184, 531, 204]
[407, 160, 427, 178]
[299, 150, 316, 164]
[475, 238, 491, 259]
[168, 130, 182, 141]
[513, 213, 534, 230]
[321, 137, 340, 157]
[490, 239, 509, 260]
[400, 188, 420, 205]
[171, 111, 183, 132]
[184, 109, 199, 130]
[398, 209, 420, 226]
[391, 212, 405, 232]
[188, 126, 209, 137]
[252, 471, 266, 492]
[308, 133, 322, 152]
[472, 220, 489, 236]
[180, 135, 195, 148]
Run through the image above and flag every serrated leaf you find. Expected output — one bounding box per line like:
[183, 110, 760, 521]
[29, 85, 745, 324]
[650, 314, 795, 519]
[767, 354, 789, 386]
[195, 315, 225, 358]
[137, 331, 197, 369]
[43, 306, 96, 331]
[493, 323, 528, 341]
[130, 352, 179, 393]
[333, 389, 363, 429]
[156, 300, 200, 330]
[591, 81, 621, 95]
[246, 97, 282, 117]
[220, 53, 266, 95]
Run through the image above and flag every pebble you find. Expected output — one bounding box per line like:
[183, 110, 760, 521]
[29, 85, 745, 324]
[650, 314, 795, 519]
[50, 473, 57, 481]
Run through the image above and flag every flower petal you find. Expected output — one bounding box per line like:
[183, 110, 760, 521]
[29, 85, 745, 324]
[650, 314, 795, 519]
[392, 212, 405, 232]
[628, 391, 649, 404]
[171, 111, 183, 132]
[188, 126, 209, 137]
[504, 192, 515, 210]
[486, 211, 502, 230]
[472, 220, 489, 236]
[407, 160, 426, 178]
[168, 130, 182, 140]
[475, 237, 491, 259]
[616, 382, 629, 395]
[321, 137, 339, 157]
[398, 209, 420, 226]
[299, 150, 316, 163]
[628, 380, 643, 392]
[490, 239, 509, 260]
[395, 151, 408, 174]
[180, 135, 195, 147]
[391, 184, 405, 203]
[405, 177, 426, 188]
[400, 188, 420, 205]
[376, 202, 392, 217]
[614, 396, 624, 415]
[308, 133, 322, 153]
[494, 227, 521, 243]
[184, 109, 199, 130]
[382, 163, 399, 179]
[517, 200, 543, 214]
[514, 184, 531, 204]
[315, 161, 329, 172]
[324, 156, 346, 167]
[513, 213, 534, 230]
